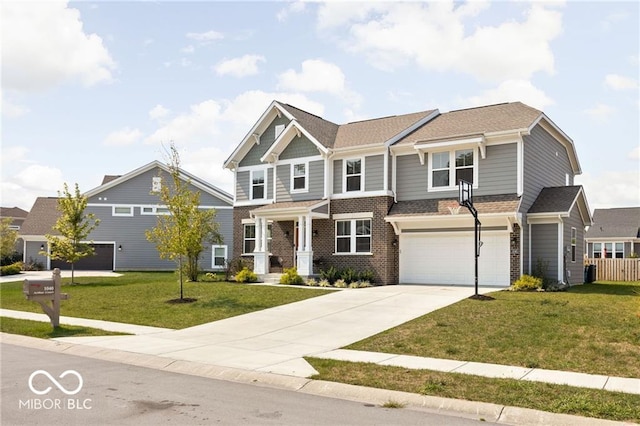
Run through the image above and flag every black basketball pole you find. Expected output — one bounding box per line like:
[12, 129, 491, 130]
[459, 180, 481, 297]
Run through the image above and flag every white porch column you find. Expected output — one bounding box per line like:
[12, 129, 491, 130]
[253, 217, 268, 275]
[305, 215, 312, 252]
[297, 215, 305, 252]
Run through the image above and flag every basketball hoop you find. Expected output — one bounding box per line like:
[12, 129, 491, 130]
[459, 180, 472, 206]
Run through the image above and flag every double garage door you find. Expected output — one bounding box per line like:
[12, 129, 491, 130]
[399, 232, 510, 287]
[51, 243, 114, 271]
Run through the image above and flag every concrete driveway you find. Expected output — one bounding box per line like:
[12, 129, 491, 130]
[56, 284, 495, 377]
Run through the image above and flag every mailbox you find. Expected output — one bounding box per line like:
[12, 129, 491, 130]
[23, 279, 56, 298]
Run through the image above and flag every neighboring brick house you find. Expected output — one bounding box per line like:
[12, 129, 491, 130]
[21, 161, 233, 272]
[224, 101, 592, 286]
[585, 207, 640, 259]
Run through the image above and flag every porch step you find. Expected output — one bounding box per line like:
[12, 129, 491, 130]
[259, 273, 283, 284]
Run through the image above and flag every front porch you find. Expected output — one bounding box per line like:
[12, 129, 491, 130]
[248, 199, 330, 277]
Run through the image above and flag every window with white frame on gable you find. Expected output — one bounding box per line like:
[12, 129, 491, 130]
[291, 162, 307, 192]
[275, 124, 285, 139]
[335, 218, 371, 254]
[243, 223, 272, 254]
[212, 245, 227, 269]
[430, 149, 476, 190]
[152, 176, 162, 192]
[345, 159, 362, 192]
[251, 170, 266, 200]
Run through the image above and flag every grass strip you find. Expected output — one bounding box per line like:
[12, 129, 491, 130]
[307, 358, 640, 423]
[1, 317, 129, 339]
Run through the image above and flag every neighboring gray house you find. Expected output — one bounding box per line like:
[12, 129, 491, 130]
[224, 101, 592, 286]
[585, 207, 640, 258]
[21, 161, 233, 271]
[1, 206, 30, 257]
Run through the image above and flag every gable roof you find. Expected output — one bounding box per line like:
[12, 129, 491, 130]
[528, 186, 592, 226]
[0, 207, 29, 219]
[395, 102, 542, 145]
[85, 161, 233, 204]
[101, 175, 121, 185]
[19, 197, 61, 236]
[585, 207, 640, 239]
[278, 103, 339, 149]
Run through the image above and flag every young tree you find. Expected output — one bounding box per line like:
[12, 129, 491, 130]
[146, 145, 222, 300]
[1, 217, 19, 263]
[45, 183, 100, 284]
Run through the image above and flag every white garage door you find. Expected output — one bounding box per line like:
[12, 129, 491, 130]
[399, 232, 510, 286]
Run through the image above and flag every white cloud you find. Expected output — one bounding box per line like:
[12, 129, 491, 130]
[214, 54, 265, 77]
[604, 74, 638, 91]
[1, 95, 30, 118]
[103, 127, 142, 147]
[575, 170, 640, 210]
[181, 45, 195, 54]
[459, 80, 554, 111]
[15, 164, 65, 193]
[584, 103, 615, 123]
[629, 146, 640, 161]
[186, 30, 224, 43]
[145, 100, 224, 146]
[149, 104, 170, 121]
[1, 1, 115, 92]
[316, 2, 562, 83]
[1, 163, 66, 210]
[277, 59, 362, 107]
[277, 1, 306, 22]
[1, 146, 30, 166]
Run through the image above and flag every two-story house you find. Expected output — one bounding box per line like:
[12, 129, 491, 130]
[224, 101, 591, 286]
[22, 161, 234, 272]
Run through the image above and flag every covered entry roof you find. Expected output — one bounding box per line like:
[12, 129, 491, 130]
[250, 199, 330, 221]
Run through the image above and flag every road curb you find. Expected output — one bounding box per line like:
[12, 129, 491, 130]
[0, 333, 633, 426]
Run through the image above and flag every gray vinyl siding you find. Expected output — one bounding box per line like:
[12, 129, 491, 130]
[365, 155, 384, 192]
[239, 116, 290, 167]
[280, 136, 320, 160]
[25, 241, 48, 268]
[530, 223, 558, 281]
[477, 144, 517, 195]
[520, 125, 574, 213]
[87, 167, 229, 207]
[333, 159, 343, 194]
[396, 154, 427, 200]
[563, 206, 585, 283]
[235, 168, 273, 203]
[85, 205, 233, 271]
[395, 144, 517, 201]
[276, 160, 324, 202]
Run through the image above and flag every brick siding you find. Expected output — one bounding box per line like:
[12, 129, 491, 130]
[510, 223, 521, 283]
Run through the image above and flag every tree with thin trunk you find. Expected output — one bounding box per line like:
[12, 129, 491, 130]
[145, 144, 222, 300]
[1, 217, 19, 262]
[44, 183, 100, 284]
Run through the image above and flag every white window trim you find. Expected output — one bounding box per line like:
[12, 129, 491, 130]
[593, 241, 625, 258]
[250, 168, 268, 200]
[427, 148, 479, 192]
[571, 227, 577, 263]
[243, 224, 256, 255]
[212, 245, 228, 270]
[343, 157, 365, 193]
[141, 206, 170, 216]
[112, 206, 134, 217]
[275, 124, 285, 139]
[242, 222, 273, 255]
[151, 176, 162, 193]
[290, 161, 309, 193]
[334, 218, 372, 255]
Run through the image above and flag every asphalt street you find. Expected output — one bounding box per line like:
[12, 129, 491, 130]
[1, 343, 492, 426]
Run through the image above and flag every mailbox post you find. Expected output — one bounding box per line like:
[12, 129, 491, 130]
[23, 268, 69, 328]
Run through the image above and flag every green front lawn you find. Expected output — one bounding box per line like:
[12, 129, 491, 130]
[0, 317, 129, 339]
[0, 272, 330, 329]
[345, 281, 640, 378]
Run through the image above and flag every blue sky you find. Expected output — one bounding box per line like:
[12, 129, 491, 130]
[2, 1, 638, 212]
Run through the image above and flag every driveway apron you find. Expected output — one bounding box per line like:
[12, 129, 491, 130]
[55, 285, 492, 377]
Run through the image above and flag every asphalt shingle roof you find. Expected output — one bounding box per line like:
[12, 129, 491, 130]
[395, 102, 542, 146]
[19, 197, 61, 236]
[585, 207, 640, 239]
[279, 103, 339, 149]
[387, 194, 521, 218]
[0, 207, 29, 219]
[528, 186, 582, 214]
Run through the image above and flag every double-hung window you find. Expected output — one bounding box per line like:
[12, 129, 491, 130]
[335, 218, 371, 254]
[243, 223, 272, 254]
[212, 245, 227, 269]
[593, 242, 624, 258]
[291, 162, 307, 192]
[251, 170, 266, 200]
[429, 149, 476, 190]
[571, 228, 577, 262]
[344, 159, 362, 192]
